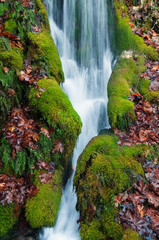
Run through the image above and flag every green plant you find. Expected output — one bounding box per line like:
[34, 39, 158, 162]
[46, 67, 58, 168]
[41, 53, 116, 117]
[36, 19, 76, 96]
[146, 145, 159, 163]
[0, 37, 12, 51]
[0, 62, 15, 89]
[25, 170, 62, 228]
[0, 91, 11, 124]
[39, 133, 52, 159]
[0, 203, 17, 238]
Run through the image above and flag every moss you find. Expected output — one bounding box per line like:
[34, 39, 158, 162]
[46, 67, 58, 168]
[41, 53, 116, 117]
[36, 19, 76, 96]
[80, 220, 104, 240]
[74, 134, 149, 239]
[122, 228, 140, 240]
[0, 49, 23, 71]
[35, 0, 50, 30]
[108, 96, 135, 131]
[29, 78, 82, 165]
[107, 54, 146, 130]
[27, 30, 64, 83]
[75, 134, 145, 195]
[0, 203, 17, 238]
[114, 0, 159, 60]
[139, 77, 159, 102]
[101, 204, 123, 240]
[4, 19, 17, 34]
[25, 169, 62, 228]
[108, 51, 158, 130]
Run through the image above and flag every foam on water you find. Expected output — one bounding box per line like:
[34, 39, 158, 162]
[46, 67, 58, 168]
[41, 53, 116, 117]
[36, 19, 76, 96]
[40, 1, 114, 239]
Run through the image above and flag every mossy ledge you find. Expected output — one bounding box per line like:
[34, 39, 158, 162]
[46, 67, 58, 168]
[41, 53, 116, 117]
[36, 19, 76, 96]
[27, 29, 64, 84]
[114, 0, 159, 60]
[0, 0, 82, 238]
[107, 50, 159, 131]
[74, 134, 149, 240]
[25, 169, 62, 228]
[29, 78, 82, 165]
[108, 51, 145, 130]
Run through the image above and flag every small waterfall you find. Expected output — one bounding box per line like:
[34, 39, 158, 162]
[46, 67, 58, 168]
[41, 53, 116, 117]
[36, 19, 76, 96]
[40, 0, 114, 239]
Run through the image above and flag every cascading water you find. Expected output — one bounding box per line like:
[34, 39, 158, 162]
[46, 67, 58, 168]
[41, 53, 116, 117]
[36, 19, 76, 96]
[40, 0, 114, 239]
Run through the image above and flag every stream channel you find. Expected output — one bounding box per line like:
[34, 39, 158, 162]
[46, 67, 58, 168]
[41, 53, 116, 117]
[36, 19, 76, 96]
[39, 0, 115, 239]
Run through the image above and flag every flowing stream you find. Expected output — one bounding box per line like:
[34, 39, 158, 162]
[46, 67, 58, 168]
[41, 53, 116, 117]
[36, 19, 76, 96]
[40, 0, 114, 239]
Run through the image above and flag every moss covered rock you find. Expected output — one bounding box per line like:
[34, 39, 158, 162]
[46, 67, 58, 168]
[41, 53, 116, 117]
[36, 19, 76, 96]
[107, 51, 146, 130]
[0, 0, 73, 237]
[35, 0, 50, 30]
[0, 203, 18, 238]
[25, 170, 62, 228]
[80, 220, 105, 240]
[0, 49, 23, 71]
[74, 134, 148, 240]
[29, 78, 82, 165]
[108, 49, 159, 130]
[114, 0, 159, 60]
[27, 30, 64, 83]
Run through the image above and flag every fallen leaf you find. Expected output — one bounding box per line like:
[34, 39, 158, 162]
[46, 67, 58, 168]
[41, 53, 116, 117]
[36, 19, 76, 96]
[54, 139, 64, 153]
[3, 66, 9, 73]
[8, 88, 15, 97]
[40, 127, 50, 138]
[36, 92, 43, 99]
[152, 65, 159, 71]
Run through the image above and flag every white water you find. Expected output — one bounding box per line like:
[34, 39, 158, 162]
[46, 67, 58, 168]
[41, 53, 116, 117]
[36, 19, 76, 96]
[40, 0, 113, 239]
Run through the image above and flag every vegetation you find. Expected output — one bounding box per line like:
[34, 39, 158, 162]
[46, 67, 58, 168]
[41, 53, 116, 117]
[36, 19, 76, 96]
[0, 0, 81, 238]
[114, 0, 159, 60]
[27, 31, 64, 83]
[74, 134, 149, 240]
[107, 52, 146, 130]
[29, 78, 82, 165]
[25, 170, 62, 228]
[0, 203, 18, 238]
[74, 1, 159, 239]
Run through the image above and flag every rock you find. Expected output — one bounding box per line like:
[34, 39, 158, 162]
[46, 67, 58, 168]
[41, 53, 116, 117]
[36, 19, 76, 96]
[74, 134, 148, 240]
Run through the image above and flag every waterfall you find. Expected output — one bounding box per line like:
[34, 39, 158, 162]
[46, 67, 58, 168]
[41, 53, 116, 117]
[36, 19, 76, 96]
[40, 0, 114, 239]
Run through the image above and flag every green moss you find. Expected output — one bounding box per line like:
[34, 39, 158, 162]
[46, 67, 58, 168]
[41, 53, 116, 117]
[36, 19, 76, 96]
[108, 51, 158, 130]
[108, 96, 135, 131]
[74, 134, 149, 239]
[0, 49, 23, 71]
[75, 134, 145, 195]
[0, 203, 17, 238]
[122, 228, 140, 240]
[35, 0, 50, 30]
[80, 220, 104, 240]
[4, 19, 17, 34]
[101, 204, 123, 240]
[29, 78, 82, 164]
[114, 0, 159, 60]
[139, 77, 159, 102]
[25, 170, 62, 228]
[107, 54, 146, 130]
[27, 30, 64, 83]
